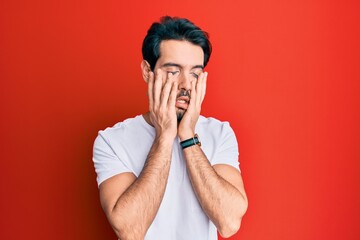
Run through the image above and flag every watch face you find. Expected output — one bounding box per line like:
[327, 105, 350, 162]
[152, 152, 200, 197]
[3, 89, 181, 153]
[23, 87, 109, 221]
[195, 134, 201, 147]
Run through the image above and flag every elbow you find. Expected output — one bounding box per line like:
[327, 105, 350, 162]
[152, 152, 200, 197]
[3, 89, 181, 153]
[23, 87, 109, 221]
[110, 214, 145, 240]
[240, 195, 248, 218]
[219, 198, 248, 238]
[115, 231, 144, 240]
[218, 218, 241, 238]
[112, 224, 145, 240]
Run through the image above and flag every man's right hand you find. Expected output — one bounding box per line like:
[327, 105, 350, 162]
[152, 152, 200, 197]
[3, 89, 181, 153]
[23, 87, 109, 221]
[99, 68, 177, 240]
[148, 69, 178, 140]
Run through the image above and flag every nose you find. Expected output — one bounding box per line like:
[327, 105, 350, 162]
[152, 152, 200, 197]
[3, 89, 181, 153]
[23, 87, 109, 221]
[177, 72, 192, 91]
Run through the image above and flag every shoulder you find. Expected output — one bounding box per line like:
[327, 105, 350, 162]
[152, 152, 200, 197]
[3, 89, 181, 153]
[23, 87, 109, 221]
[197, 115, 234, 134]
[197, 115, 230, 125]
[196, 116, 240, 169]
[101, 115, 142, 132]
[98, 115, 153, 140]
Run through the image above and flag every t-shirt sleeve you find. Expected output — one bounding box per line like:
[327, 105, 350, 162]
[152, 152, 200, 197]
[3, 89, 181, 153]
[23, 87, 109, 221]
[211, 122, 240, 172]
[92, 132, 132, 187]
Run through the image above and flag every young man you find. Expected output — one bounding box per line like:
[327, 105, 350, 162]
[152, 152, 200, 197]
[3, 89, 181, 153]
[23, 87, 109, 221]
[93, 16, 248, 240]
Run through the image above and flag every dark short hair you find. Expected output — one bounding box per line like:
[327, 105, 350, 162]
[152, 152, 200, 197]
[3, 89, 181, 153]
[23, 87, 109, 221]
[142, 16, 212, 71]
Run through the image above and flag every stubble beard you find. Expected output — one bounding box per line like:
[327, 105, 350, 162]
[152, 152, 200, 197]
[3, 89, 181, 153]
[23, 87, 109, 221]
[176, 89, 190, 123]
[176, 109, 185, 123]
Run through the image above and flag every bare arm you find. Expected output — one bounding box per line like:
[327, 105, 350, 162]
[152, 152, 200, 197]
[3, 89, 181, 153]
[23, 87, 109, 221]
[182, 146, 248, 238]
[178, 72, 247, 237]
[99, 70, 178, 240]
[100, 137, 173, 240]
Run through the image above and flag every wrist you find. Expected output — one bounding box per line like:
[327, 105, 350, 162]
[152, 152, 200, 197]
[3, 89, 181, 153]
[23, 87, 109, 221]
[178, 131, 195, 141]
[155, 132, 176, 144]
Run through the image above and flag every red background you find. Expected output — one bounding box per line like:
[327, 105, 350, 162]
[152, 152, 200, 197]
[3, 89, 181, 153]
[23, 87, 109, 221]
[1, 0, 359, 239]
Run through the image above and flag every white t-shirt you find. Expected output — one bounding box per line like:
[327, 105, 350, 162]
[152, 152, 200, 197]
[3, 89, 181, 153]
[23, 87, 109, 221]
[93, 115, 240, 240]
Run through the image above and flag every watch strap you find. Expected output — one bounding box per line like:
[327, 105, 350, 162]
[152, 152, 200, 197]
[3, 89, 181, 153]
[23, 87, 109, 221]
[180, 134, 201, 149]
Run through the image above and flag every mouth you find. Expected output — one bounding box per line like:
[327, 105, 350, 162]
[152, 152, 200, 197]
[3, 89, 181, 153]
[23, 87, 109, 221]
[175, 96, 189, 110]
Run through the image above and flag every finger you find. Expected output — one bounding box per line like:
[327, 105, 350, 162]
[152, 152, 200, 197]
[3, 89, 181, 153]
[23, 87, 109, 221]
[153, 69, 163, 108]
[147, 71, 154, 111]
[195, 72, 204, 106]
[160, 72, 174, 109]
[168, 77, 178, 108]
[189, 76, 197, 110]
[200, 72, 207, 103]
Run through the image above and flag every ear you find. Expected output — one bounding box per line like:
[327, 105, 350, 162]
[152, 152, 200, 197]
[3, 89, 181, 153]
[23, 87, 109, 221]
[140, 60, 151, 83]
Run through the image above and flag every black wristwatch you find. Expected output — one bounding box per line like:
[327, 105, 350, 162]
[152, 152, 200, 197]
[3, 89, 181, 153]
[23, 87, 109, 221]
[180, 134, 201, 149]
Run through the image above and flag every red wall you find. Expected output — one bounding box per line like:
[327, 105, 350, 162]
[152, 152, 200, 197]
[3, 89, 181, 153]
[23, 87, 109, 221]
[1, 0, 359, 239]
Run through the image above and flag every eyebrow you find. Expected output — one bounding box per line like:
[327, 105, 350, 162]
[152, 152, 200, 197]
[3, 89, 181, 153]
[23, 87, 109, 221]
[161, 62, 204, 70]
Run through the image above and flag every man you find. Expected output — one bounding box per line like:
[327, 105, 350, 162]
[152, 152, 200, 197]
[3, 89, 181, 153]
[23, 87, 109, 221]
[93, 16, 248, 240]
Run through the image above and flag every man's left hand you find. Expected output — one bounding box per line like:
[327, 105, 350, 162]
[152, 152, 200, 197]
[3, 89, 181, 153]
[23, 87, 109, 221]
[178, 72, 208, 140]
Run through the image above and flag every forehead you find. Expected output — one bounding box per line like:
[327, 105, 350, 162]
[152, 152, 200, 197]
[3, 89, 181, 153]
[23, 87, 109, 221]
[157, 40, 204, 68]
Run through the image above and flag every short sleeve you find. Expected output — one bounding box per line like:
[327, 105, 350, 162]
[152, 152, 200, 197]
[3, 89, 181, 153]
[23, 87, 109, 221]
[211, 122, 240, 172]
[92, 132, 132, 187]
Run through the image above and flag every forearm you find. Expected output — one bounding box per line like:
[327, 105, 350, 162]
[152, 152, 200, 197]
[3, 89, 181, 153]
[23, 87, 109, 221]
[110, 136, 173, 239]
[183, 145, 247, 237]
